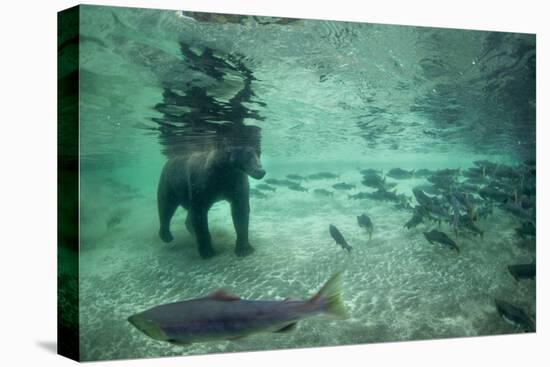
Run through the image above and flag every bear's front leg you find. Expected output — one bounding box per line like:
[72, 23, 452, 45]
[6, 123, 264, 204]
[189, 208, 216, 259]
[231, 199, 255, 257]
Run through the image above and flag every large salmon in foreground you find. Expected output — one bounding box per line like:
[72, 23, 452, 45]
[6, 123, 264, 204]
[128, 272, 347, 345]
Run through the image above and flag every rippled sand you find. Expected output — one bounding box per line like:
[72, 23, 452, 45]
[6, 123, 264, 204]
[78, 167, 535, 361]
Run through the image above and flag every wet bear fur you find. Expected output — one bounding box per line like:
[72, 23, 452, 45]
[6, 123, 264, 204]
[157, 145, 265, 258]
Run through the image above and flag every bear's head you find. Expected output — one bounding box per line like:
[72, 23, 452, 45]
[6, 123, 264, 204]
[228, 146, 266, 180]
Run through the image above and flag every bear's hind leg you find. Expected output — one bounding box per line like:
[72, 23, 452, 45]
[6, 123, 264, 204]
[185, 213, 195, 235]
[158, 193, 178, 243]
[189, 208, 216, 259]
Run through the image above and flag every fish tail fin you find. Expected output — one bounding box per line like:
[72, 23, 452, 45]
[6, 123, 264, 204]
[310, 272, 348, 319]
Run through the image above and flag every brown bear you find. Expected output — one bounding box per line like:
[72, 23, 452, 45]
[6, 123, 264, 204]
[157, 145, 266, 259]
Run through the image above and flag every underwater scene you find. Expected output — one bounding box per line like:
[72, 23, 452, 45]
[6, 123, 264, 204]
[68, 5, 535, 361]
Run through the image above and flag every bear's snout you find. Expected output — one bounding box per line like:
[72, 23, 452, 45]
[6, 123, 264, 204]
[249, 167, 266, 180]
[243, 149, 265, 179]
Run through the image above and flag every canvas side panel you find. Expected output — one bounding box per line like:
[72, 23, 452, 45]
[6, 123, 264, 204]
[57, 5, 80, 362]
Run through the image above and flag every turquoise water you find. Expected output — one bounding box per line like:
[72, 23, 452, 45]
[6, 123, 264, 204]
[75, 5, 535, 361]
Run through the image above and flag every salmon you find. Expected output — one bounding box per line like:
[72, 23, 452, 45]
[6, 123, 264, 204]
[329, 225, 352, 252]
[128, 272, 347, 345]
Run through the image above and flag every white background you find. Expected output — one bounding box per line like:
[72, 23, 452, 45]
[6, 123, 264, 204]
[0, 0, 547, 366]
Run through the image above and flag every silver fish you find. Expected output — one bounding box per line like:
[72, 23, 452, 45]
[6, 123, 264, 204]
[128, 273, 347, 345]
[329, 225, 353, 252]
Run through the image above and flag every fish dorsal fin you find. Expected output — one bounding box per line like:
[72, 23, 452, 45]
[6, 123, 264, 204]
[208, 290, 241, 301]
